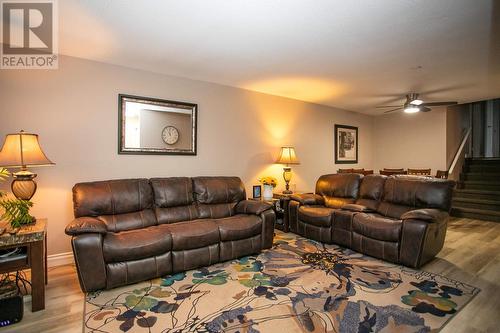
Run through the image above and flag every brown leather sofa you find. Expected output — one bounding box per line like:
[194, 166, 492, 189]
[289, 174, 454, 268]
[65, 177, 275, 292]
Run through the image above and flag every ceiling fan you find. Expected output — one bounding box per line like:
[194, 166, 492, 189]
[376, 93, 458, 114]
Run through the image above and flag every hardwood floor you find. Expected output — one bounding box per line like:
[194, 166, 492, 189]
[1, 217, 499, 333]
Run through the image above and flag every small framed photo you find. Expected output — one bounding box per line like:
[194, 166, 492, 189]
[334, 124, 358, 164]
[252, 185, 262, 199]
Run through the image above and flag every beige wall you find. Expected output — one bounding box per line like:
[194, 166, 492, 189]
[373, 107, 447, 174]
[0, 55, 374, 256]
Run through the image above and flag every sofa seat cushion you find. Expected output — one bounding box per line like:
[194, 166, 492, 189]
[215, 214, 262, 241]
[167, 219, 220, 250]
[103, 226, 172, 263]
[353, 213, 402, 242]
[298, 206, 336, 227]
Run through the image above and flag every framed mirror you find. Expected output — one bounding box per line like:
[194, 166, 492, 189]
[118, 94, 197, 155]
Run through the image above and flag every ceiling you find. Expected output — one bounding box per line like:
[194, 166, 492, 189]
[30, 1, 500, 114]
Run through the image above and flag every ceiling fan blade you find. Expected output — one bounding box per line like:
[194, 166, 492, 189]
[376, 105, 402, 108]
[420, 106, 432, 112]
[383, 107, 402, 114]
[421, 101, 458, 106]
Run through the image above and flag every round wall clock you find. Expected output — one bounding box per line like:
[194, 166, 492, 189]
[161, 126, 179, 145]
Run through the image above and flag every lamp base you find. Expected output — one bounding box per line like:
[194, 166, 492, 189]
[11, 171, 37, 201]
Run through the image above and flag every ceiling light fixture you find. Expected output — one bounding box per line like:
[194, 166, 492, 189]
[404, 106, 420, 113]
[410, 99, 423, 105]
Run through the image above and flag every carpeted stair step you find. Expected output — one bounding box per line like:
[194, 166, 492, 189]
[450, 207, 500, 222]
[461, 173, 500, 181]
[460, 181, 500, 191]
[452, 197, 500, 211]
[465, 158, 500, 165]
[466, 165, 500, 173]
[453, 189, 500, 201]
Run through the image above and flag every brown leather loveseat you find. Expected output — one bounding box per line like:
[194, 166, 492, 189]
[289, 174, 454, 268]
[65, 176, 275, 292]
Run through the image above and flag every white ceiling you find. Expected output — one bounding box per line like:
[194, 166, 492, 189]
[43, 1, 500, 114]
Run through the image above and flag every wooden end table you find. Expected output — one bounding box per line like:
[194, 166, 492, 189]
[251, 192, 303, 232]
[0, 218, 47, 312]
[272, 192, 304, 232]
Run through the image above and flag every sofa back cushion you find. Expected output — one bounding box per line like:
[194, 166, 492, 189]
[377, 176, 455, 218]
[193, 176, 246, 218]
[73, 179, 156, 232]
[150, 177, 200, 224]
[356, 175, 386, 210]
[315, 174, 362, 208]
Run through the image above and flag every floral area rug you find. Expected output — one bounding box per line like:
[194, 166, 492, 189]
[84, 232, 479, 332]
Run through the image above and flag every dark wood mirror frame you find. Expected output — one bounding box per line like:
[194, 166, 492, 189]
[118, 94, 197, 155]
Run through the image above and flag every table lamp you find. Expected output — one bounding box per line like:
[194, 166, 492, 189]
[276, 146, 300, 194]
[0, 131, 55, 200]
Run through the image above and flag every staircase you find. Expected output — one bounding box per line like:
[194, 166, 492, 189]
[451, 158, 500, 222]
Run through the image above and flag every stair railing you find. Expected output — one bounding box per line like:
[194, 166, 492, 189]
[448, 127, 472, 182]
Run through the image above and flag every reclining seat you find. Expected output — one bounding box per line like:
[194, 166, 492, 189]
[350, 176, 454, 267]
[333, 174, 387, 248]
[150, 177, 221, 273]
[192, 177, 275, 262]
[66, 179, 172, 291]
[289, 174, 362, 243]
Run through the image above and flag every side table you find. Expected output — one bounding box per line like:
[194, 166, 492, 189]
[272, 192, 303, 232]
[251, 192, 304, 232]
[0, 218, 47, 312]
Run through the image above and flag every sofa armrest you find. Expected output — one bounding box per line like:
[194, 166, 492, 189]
[290, 193, 325, 206]
[260, 209, 276, 249]
[71, 234, 107, 292]
[401, 209, 448, 223]
[341, 204, 374, 213]
[235, 200, 272, 215]
[65, 217, 107, 236]
[399, 210, 449, 268]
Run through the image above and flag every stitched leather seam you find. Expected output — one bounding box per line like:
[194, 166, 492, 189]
[138, 180, 142, 211]
[382, 240, 385, 260]
[125, 261, 129, 284]
[139, 210, 144, 228]
[417, 224, 429, 267]
[72, 238, 88, 292]
[182, 250, 186, 271]
[163, 180, 169, 208]
[108, 182, 115, 215]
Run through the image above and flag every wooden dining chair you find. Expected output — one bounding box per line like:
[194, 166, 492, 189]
[435, 170, 449, 179]
[380, 170, 408, 176]
[338, 168, 354, 173]
[407, 168, 432, 176]
[383, 168, 405, 172]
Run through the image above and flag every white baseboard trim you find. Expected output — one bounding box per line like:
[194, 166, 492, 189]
[47, 252, 74, 268]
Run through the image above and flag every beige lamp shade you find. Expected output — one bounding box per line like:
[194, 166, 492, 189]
[276, 146, 300, 165]
[0, 131, 54, 169]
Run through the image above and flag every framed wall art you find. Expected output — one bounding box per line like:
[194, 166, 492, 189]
[118, 94, 197, 155]
[334, 124, 358, 164]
